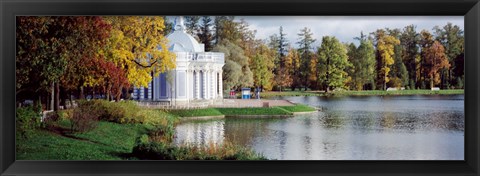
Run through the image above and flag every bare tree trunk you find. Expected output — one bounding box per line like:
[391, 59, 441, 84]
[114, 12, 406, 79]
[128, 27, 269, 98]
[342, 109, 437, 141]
[60, 86, 66, 108]
[430, 75, 434, 89]
[106, 85, 110, 101]
[54, 82, 60, 111]
[69, 91, 73, 109]
[50, 82, 54, 110]
[116, 85, 123, 102]
[79, 86, 85, 99]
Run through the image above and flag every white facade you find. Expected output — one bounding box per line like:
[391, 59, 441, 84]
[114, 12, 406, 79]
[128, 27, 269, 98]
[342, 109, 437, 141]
[132, 16, 225, 102]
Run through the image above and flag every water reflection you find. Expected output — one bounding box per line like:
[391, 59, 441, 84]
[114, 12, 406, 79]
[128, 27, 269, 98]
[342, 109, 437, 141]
[174, 95, 464, 160]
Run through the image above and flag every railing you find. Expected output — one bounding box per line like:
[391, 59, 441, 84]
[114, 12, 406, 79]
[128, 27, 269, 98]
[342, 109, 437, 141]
[176, 52, 224, 64]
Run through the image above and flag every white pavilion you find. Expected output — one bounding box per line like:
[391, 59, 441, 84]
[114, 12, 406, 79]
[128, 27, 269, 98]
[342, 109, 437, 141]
[131, 16, 225, 103]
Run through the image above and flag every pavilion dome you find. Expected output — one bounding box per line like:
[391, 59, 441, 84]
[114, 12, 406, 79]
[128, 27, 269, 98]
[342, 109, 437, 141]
[166, 16, 205, 52]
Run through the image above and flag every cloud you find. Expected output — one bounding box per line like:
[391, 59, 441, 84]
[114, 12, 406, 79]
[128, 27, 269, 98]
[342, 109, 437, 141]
[237, 16, 464, 47]
[167, 16, 463, 48]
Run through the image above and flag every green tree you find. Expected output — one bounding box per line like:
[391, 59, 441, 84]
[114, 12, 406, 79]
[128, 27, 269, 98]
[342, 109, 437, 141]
[400, 25, 420, 89]
[296, 27, 316, 90]
[214, 16, 239, 45]
[434, 23, 464, 88]
[354, 32, 376, 90]
[317, 36, 351, 92]
[213, 40, 253, 89]
[198, 16, 214, 51]
[251, 44, 275, 90]
[184, 16, 201, 39]
[346, 43, 358, 90]
[278, 26, 289, 68]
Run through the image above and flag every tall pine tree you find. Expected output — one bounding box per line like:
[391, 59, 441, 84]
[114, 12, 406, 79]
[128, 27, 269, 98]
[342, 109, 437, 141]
[296, 27, 316, 91]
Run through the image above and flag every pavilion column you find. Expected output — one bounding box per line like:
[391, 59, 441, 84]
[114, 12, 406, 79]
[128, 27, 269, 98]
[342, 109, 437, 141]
[213, 71, 218, 99]
[195, 70, 200, 99]
[209, 70, 214, 99]
[218, 71, 223, 98]
[186, 70, 189, 100]
[202, 70, 207, 99]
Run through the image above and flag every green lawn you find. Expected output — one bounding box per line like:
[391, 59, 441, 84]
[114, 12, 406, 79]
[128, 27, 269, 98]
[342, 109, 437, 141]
[277, 104, 316, 112]
[215, 107, 292, 116]
[168, 108, 223, 117]
[16, 121, 149, 160]
[166, 104, 317, 118]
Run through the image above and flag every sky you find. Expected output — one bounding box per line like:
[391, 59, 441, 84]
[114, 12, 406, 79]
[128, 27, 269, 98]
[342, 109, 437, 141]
[168, 16, 464, 48]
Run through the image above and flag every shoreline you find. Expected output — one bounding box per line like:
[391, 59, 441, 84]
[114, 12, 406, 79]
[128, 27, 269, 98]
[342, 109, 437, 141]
[171, 104, 318, 120]
[259, 89, 464, 98]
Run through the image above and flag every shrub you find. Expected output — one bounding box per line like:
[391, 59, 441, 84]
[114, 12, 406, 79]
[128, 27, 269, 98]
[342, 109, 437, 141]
[57, 109, 74, 120]
[71, 100, 101, 133]
[148, 124, 175, 144]
[132, 141, 267, 160]
[16, 106, 41, 139]
[135, 109, 172, 126]
[95, 100, 140, 124]
[387, 77, 402, 88]
[42, 111, 60, 130]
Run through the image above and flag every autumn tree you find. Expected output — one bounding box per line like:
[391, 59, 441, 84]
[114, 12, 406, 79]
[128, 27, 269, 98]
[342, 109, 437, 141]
[96, 59, 130, 101]
[372, 29, 400, 90]
[424, 41, 450, 88]
[17, 16, 112, 110]
[285, 47, 301, 91]
[434, 23, 464, 88]
[103, 16, 176, 89]
[17, 17, 67, 109]
[297, 27, 316, 91]
[317, 36, 351, 92]
[387, 28, 409, 88]
[419, 30, 435, 89]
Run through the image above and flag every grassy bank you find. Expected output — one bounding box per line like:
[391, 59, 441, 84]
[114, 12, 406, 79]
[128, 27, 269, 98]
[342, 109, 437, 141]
[259, 89, 463, 98]
[16, 100, 266, 160]
[331, 89, 464, 96]
[16, 121, 149, 160]
[277, 104, 317, 112]
[215, 107, 292, 116]
[168, 108, 223, 117]
[167, 104, 317, 118]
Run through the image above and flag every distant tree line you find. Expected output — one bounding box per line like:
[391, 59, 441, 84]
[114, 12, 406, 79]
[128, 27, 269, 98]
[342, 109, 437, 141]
[184, 16, 463, 92]
[16, 16, 464, 111]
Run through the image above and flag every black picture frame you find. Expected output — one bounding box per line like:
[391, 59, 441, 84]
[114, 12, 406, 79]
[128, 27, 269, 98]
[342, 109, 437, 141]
[1, 0, 479, 175]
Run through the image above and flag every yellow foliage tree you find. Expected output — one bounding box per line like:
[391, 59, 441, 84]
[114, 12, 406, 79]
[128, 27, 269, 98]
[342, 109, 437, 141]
[102, 16, 176, 88]
[376, 30, 400, 90]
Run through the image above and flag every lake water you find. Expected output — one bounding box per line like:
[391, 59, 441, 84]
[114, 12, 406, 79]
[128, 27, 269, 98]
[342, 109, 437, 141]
[174, 95, 465, 160]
